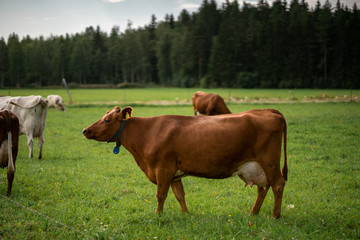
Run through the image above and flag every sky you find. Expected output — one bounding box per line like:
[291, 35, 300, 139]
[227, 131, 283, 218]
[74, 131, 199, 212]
[0, 0, 358, 40]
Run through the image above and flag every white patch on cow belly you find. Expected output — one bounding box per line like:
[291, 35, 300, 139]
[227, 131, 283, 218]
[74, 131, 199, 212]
[232, 161, 268, 187]
[173, 170, 186, 181]
[175, 170, 185, 177]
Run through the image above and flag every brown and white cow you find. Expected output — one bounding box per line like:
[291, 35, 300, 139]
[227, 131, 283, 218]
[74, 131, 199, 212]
[83, 106, 288, 218]
[0, 110, 19, 195]
[0, 96, 48, 159]
[47, 95, 66, 111]
[192, 91, 231, 115]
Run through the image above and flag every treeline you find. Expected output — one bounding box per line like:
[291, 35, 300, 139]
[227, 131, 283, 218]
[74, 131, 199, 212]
[1, 0, 359, 89]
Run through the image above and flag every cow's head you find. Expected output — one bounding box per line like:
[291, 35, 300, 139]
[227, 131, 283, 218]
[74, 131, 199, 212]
[82, 106, 133, 142]
[56, 98, 66, 112]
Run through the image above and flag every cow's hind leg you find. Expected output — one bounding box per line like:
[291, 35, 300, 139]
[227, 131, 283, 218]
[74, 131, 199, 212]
[258, 133, 286, 218]
[38, 134, 45, 159]
[7, 171, 14, 195]
[26, 133, 34, 158]
[271, 177, 285, 218]
[250, 185, 269, 216]
[171, 180, 188, 213]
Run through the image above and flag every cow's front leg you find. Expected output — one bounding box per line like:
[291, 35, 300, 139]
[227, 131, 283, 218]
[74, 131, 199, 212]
[171, 180, 188, 213]
[38, 133, 45, 159]
[155, 169, 174, 214]
[26, 133, 34, 158]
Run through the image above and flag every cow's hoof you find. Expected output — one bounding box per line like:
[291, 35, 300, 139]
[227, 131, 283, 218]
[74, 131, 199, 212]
[249, 210, 260, 217]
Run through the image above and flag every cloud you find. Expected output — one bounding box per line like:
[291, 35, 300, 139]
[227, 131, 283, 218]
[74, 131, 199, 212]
[176, 0, 200, 10]
[102, 0, 125, 3]
[215, 0, 226, 6]
[41, 17, 55, 21]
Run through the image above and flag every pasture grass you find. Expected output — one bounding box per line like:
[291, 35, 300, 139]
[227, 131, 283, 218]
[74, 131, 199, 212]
[0, 93, 359, 239]
[1, 88, 359, 105]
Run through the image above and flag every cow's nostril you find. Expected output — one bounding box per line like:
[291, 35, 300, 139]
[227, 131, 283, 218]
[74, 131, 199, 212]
[82, 129, 87, 134]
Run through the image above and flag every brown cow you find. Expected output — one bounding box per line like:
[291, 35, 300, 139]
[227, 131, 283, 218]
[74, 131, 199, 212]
[192, 91, 231, 115]
[83, 106, 288, 218]
[0, 110, 20, 195]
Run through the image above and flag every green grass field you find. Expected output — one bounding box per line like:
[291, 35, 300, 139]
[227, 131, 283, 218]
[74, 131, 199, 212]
[0, 89, 359, 239]
[1, 88, 359, 104]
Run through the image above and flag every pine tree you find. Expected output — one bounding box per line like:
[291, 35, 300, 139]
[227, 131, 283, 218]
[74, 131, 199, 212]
[71, 37, 91, 84]
[7, 33, 25, 87]
[157, 33, 173, 86]
[314, 0, 333, 88]
[107, 26, 123, 83]
[50, 36, 69, 85]
[347, 3, 360, 88]
[193, 0, 220, 82]
[285, 0, 313, 87]
[209, 0, 241, 87]
[0, 38, 8, 87]
[146, 15, 159, 84]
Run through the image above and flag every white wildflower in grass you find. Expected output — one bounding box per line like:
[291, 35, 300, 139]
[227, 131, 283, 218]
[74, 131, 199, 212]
[287, 204, 295, 209]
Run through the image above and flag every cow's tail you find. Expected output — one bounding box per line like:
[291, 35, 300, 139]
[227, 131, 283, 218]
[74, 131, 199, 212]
[282, 117, 288, 181]
[7, 131, 15, 174]
[4, 110, 15, 175]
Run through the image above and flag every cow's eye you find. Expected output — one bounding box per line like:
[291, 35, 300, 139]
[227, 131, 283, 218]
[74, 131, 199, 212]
[104, 118, 110, 123]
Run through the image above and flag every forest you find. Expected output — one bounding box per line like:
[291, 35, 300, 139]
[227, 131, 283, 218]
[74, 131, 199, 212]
[0, 0, 359, 89]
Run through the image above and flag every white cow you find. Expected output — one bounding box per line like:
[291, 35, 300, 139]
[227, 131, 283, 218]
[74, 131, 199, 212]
[47, 95, 66, 111]
[0, 95, 48, 159]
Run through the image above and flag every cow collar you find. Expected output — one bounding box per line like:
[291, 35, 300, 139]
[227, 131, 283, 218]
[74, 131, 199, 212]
[107, 120, 127, 154]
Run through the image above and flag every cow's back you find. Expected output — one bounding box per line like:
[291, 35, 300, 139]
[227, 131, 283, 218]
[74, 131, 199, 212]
[141, 111, 283, 157]
[234, 109, 285, 134]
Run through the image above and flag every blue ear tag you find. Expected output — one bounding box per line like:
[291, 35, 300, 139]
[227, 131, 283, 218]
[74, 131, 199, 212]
[113, 146, 120, 154]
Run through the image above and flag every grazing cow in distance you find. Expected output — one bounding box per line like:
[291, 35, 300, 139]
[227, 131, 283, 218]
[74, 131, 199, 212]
[192, 91, 231, 115]
[83, 106, 288, 218]
[0, 110, 19, 195]
[47, 95, 66, 111]
[0, 96, 48, 159]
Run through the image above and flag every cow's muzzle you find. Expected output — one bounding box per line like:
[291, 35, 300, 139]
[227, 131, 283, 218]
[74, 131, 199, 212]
[82, 128, 91, 138]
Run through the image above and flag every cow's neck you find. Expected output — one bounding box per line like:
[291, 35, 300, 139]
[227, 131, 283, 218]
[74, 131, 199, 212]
[120, 117, 151, 173]
[107, 120, 127, 154]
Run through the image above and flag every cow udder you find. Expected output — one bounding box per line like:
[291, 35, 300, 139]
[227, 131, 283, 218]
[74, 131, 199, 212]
[233, 161, 269, 188]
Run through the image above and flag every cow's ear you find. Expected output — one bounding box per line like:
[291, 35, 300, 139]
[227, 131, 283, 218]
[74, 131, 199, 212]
[106, 110, 110, 114]
[113, 106, 121, 113]
[121, 106, 133, 119]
